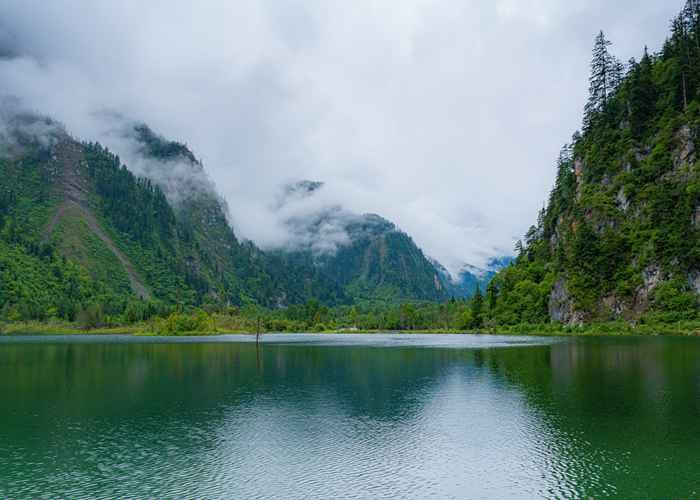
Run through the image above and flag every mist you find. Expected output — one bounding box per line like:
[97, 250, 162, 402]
[0, 0, 680, 273]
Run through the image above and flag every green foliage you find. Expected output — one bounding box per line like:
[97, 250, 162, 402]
[0, 127, 368, 319]
[132, 124, 199, 164]
[652, 278, 698, 317]
[470, 285, 483, 328]
[76, 303, 104, 330]
[279, 219, 447, 305]
[84, 143, 176, 246]
[486, 7, 700, 325]
[154, 310, 215, 335]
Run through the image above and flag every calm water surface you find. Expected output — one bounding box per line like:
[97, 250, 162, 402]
[1, 333, 699, 499]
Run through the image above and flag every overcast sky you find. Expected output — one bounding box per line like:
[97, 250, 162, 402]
[0, 1, 681, 272]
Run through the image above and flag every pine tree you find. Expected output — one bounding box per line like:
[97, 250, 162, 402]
[524, 225, 539, 250]
[682, 0, 700, 45]
[672, 14, 691, 110]
[545, 145, 576, 236]
[537, 206, 546, 231]
[471, 285, 483, 328]
[486, 281, 498, 314]
[558, 142, 573, 164]
[627, 47, 657, 137]
[610, 58, 626, 94]
[349, 305, 359, 328]
[584, 31, 621, 129]
[514, 239, 524, 258]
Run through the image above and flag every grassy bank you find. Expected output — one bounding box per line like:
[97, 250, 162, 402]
[2, 316, 699, 337]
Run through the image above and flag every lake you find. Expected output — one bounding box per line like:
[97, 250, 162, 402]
[1, 333, 699, 499]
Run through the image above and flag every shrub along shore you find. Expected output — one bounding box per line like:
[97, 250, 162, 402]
[1, 304, 698, 337]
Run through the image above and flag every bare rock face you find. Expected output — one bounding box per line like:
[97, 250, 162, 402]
[548, 277, 569, 323]
[616, 187, 630, 212]
[574, 159, 584, 201]
[633, 265, 665, 314]
[689, 271, 700, 296]
[434, 274, 443, 291]
[549, 277, 585, 325]
[549, 215, 565, 251]
[674, 125, 696, 169]
[549, 232, 559, 250]
[602, 294, 625, 318]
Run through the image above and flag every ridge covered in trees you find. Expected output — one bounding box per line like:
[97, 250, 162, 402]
[484, 1, 700, 327]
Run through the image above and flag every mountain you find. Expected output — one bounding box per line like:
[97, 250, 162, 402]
[271, 181, 447, 304]
[0, 109, 349, 320]
[0, 107, 449, 321]
[124, 132, 450, 305]
[124, 124, 346, 307]
[436, 257, 514, 299]
[487, 6, 700, 326]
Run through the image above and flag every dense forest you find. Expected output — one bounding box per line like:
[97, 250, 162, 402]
[484, 2, 700, 327]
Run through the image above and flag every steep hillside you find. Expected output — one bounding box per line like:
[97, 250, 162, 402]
[125, 124, 345, 306]
[487, 5, 700, 326]
[273, 181, 447, 303]
[0, 111, 345, 321]
[0, 110, 448, 321]
[0, 112, 143, 320]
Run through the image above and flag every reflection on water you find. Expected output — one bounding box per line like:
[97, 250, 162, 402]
[0, 334, 699, 498]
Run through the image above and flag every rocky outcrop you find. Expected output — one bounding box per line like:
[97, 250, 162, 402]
[602, 294, 625, 318]
[616, 187, 630, 212]
[632, 265, 665, 315]
[549, 277, 585, 325]
[689, 270, 700, 296]
[674, 125, 696, 169]
[434, 274, 443, 292]
[574, 159, 584, 201]
[44, 139, 151, 300]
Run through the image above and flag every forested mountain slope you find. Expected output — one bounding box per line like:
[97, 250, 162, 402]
[0, 110, 449, 321]
[0, 111, 347, 321]
[487, 4, 700, 326]
[126, 131, 446, 304]
[124, 123, 346, 306]
[272, 181, 447, 304]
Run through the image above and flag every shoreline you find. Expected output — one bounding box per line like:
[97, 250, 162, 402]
[2, 321, 699, 338]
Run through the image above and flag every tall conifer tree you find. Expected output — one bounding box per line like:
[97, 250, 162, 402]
[584, 31, 621, 129]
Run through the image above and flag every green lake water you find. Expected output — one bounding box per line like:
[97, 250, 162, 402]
[1, 334, 699, 499]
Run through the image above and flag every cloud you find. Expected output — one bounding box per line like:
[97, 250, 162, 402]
[91, 116, 222, 206]
[0, 97, 66, 156]
[0, 0, 680, 273]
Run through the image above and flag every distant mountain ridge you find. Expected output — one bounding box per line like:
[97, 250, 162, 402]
[433, 257, 514, 299]
[272, 180, 448, 303]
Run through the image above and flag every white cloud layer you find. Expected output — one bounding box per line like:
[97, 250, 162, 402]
[0, 0, 680, 272]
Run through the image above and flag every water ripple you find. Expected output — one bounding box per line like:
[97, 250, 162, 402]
[1, 335, 700, 498]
